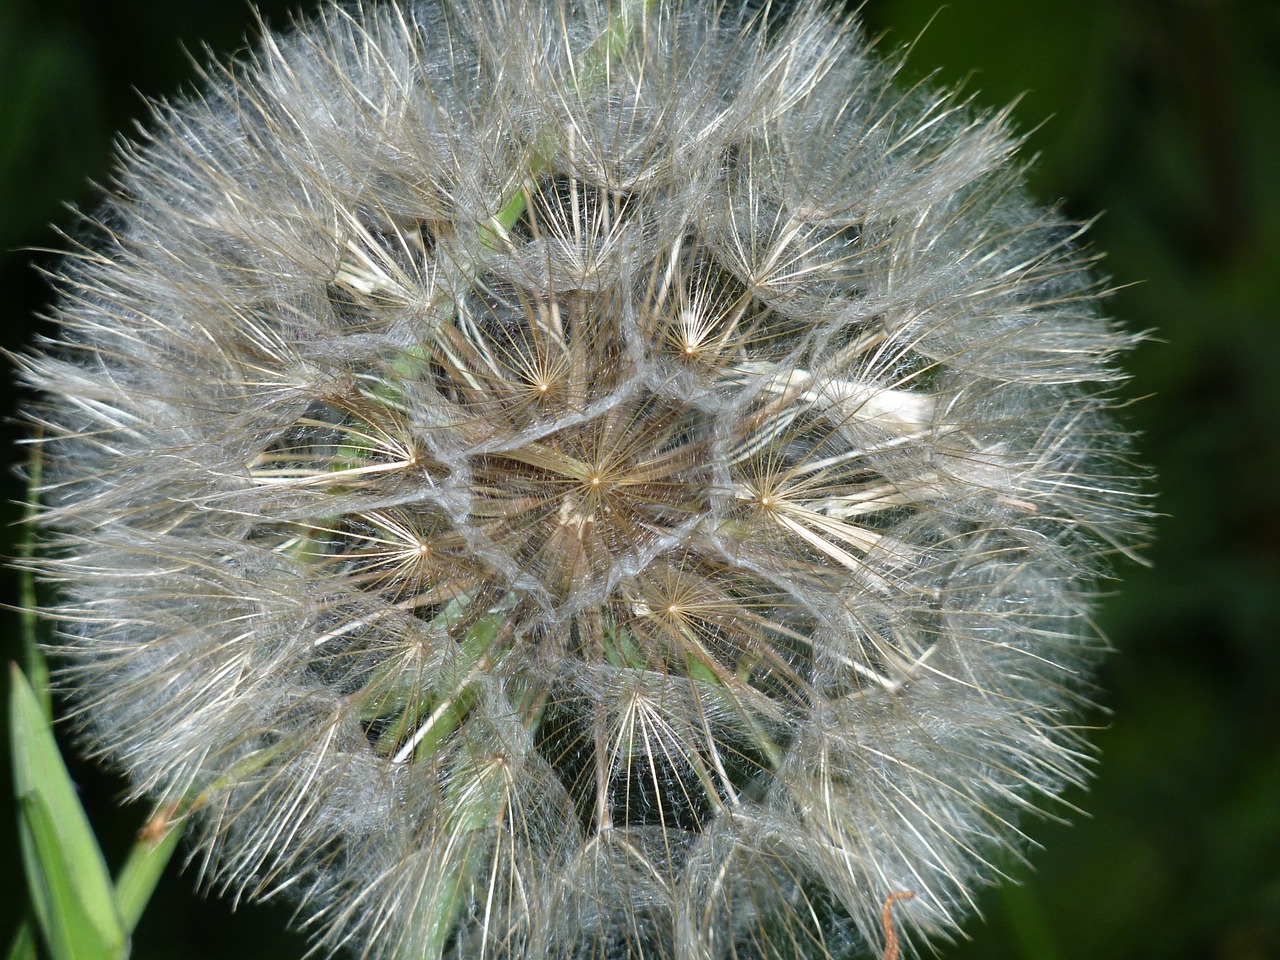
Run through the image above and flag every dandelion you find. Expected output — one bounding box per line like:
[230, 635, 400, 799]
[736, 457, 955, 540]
[17, 0, 1148, 957]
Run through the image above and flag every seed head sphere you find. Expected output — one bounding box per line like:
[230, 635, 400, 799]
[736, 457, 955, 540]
[19, 0, 1148, 957]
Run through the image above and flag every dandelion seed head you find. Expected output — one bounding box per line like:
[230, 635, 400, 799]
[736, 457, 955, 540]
[21, 0, 1148, 957]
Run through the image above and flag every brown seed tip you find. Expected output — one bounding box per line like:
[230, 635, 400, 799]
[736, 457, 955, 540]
[881, 891, 917, 960]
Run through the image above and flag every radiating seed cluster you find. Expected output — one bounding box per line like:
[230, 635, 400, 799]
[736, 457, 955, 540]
[19, 0, 1148, 957]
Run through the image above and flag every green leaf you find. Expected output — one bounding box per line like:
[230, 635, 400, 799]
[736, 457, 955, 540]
[9, 665, 128, 960]
[113, 808, 184, 932]
[3, 923, 38, 960]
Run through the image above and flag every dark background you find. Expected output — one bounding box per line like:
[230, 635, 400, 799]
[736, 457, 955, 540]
[2, 0, 1278, 958]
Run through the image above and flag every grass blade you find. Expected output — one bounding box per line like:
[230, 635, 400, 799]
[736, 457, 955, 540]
[9, 664, 127, 960]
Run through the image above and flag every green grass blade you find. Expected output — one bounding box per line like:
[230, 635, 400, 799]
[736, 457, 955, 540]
[9, 665, 127, 960]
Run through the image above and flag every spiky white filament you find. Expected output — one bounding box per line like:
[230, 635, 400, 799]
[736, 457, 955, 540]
[20, 0, 1148, 958]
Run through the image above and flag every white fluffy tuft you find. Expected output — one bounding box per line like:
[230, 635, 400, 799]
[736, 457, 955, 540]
[20, 1, 1149, 957]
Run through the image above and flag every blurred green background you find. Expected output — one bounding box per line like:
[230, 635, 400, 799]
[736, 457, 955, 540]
[2, 0, 1277, 957]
